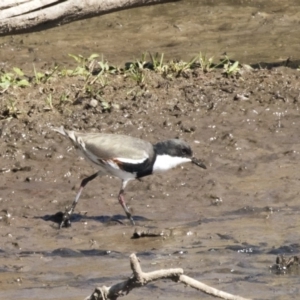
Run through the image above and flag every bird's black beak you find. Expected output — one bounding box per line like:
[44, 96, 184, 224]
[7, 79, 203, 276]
[191, 157, 206, 169]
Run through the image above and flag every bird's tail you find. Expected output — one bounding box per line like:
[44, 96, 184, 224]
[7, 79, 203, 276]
[52, 126, 77, 143]
[52, 126, 67, 136]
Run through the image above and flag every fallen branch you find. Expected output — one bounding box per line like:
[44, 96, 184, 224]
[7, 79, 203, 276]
[84, 253, 251, 300]
[0, 0, 178, 36]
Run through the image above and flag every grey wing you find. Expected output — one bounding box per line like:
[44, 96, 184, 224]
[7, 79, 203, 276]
[80, 133, 154, 163]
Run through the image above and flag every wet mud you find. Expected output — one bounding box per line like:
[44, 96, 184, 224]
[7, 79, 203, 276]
[1, 1, 300, 300]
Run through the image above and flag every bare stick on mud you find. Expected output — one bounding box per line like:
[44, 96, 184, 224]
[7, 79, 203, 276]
[0, 0, 178, 36]
[84, 253, 251, 300]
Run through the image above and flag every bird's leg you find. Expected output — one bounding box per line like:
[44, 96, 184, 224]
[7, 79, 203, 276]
[60, 171, 99, 228]
[118, 181, 135, 226]
[118, 190, 135, 226]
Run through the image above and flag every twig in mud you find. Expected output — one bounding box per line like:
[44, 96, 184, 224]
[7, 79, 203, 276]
[84, 253, 251, 300]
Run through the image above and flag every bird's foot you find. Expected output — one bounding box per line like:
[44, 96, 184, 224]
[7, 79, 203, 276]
[118, 191, 135, 226]
[126, 212, 135, 226]
[59, 208, 73, 228]
[130, 218, 135, 226]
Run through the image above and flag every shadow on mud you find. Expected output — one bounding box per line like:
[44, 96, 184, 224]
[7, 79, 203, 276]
[40, 212, 150, 226]
[251, 59, 300, 70]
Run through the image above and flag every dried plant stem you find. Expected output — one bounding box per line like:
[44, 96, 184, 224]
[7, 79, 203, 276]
[84, 253, 251, 300]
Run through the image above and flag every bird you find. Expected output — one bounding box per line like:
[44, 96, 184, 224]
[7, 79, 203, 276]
[53, 126, 206, 228]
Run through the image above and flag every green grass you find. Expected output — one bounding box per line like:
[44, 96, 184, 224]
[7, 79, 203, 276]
[0, 51, 244, 119]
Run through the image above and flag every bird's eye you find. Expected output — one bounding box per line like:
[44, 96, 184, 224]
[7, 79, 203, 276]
[182, 148, 188, 155]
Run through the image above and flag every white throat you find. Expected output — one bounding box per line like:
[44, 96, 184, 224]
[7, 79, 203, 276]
[152, 154, 191, 173]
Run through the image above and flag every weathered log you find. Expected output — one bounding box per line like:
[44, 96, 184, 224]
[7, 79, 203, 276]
[0, 0, 179, 36]
[84, 253, 251, 300]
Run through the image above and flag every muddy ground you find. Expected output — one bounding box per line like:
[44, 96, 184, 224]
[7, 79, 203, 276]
[1, 1, 300, 299]
[1, 61, 300, 300]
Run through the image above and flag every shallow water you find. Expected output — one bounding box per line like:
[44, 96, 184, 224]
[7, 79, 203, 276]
[0, 0, 299, 71]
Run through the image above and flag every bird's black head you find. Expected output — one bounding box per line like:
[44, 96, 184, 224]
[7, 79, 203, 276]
[153, 139, 193, 158]
[154, 139, 206, 169]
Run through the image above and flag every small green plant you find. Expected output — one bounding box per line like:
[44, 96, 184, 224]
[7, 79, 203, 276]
[89, 64, 109, 86]
[149, 52, 169, 74]
[94, 73, 108, 87]
[67, 53, 100, 76]
[126, 63, 145, 85]
[59, 92, 71, 105]
[33, 64, 58, 84]
[69, 53, 99, 66]
[44, 94, 54, 110]
[0, 68, 30, 91]
[223, 60, 240, 76]
[89, 55, 110, 74]
[100, 99, 111, 111]
[33, 64, 44, 84]
[64, 54, 115, 90]
[3, 98, 21, 118]
[125, 54, 148, 85]
[168, 57, 196, 76]
[135, 52, 148, 70]
[58, 67, 76, 77]
[197, 52, 215, 72]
